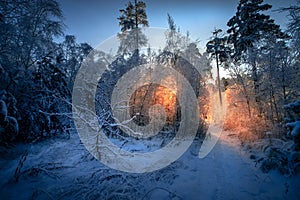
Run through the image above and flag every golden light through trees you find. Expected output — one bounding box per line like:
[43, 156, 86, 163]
[129, 81, 179, 127]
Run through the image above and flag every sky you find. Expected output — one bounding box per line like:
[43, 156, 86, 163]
[57, 0, 298, 49]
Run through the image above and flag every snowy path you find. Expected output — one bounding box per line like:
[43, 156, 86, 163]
[0, 129, 299, 199]
[170, 130, 300, 200]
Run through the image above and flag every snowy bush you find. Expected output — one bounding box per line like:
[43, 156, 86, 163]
[0, 100, 19, 145]
[0, 100, 7, 122]
[284, 100, 300, 151]
[248, 138, 300, 175]
[247, 100, 300, 175]
[18, 54, 75, 142]
[0, 90, 6, 101]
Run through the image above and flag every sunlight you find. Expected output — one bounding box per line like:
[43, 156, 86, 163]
[223, 86, 272, 142]
[129, 76, 178, 125]
[154, 86, 177, 118]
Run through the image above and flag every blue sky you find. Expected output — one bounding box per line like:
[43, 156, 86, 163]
[57, 0, 297, 48]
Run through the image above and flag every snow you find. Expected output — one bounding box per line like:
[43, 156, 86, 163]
[0, 100, 7, 119]
[284, 100, 300, 111]
[0, 129, 300, 199]
[287, 121, 300, 137]
[285, 100, 300, 139]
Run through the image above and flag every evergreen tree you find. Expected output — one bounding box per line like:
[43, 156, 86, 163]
[164, 14, 185, 54]
[206, 29, 231, 105]
[159, 14, 188, 66]
[227, 0, 286, 112]
[227, 0, 285, 59]
[118, 0, 148, 31]
[117, 0, 149, 55]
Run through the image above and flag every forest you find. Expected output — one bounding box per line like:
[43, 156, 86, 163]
[0, 0, 300, 199]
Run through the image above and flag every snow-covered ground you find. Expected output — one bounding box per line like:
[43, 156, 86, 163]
[0, 128, 299, 200]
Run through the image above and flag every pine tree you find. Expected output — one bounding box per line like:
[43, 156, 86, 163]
[227, 0, 285, 59]
[227, 0, 286, 112]
[118, 0, 148, 31]
[117, 0, 149, 55]
[165, 14, 184, 54]
[206, 29, 231, 105]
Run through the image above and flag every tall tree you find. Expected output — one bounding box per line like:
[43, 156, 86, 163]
[283, 1, 300, 56]
[58, 35, 93, 90]
[159, 14, 190, 67]
[227, 0, 286, 112]
[0, 0, 64, 90]
[0, 0, 76, 142]
[117, 0, 149, 55]
[118, 0, 148, 31]
[227, 0, 284, 59]
[206, 29, 231, 105]
[258, 36, 290, 122]
[164, 14, 187, 54]
[281, 1, 300, 104]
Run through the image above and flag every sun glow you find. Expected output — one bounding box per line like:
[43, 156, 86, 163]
[129, 81, 178, 126]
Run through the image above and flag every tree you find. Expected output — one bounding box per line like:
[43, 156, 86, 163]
[283, 1, 300, 56]
[0, 0, 64, 90]
[282, 1, 300, 97]
[118, 0, 148, 31]
[227, 0, 286, 113]
[206, 29, 231, 105]
[184, 43, 211, 80]
[58, 35, 93, 90]
[159, 14, 190, 67]
[257, 36, 290, 121]
[165, 14, 180, 53]
[0, 0, 77, 142]
[117, 28, 147, 55]
[227, 0, 285, 59]
[117, 0, 149, 55]
[264, 1, 300, 121]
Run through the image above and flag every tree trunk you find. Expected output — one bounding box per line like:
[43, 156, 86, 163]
[252, 63, 263, 116]
[216, 54, 222, 106]
[134, 0, 139, 55]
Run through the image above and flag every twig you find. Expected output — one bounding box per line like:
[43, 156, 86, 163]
[14, 150, 28, 182]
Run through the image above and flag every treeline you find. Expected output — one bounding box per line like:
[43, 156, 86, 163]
[1, 0, 299, 149]
[0, 0, 210, 145]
